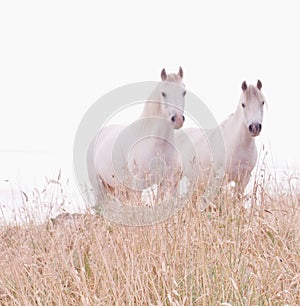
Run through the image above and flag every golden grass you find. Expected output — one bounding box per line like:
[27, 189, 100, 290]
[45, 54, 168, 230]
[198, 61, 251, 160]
[0, 177, 299, 305]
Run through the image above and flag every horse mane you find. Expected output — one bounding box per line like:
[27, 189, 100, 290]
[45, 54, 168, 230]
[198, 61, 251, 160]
[140, 87, 162, 118]
[140, 73, 183, 118]
[140, 100, 161, 118]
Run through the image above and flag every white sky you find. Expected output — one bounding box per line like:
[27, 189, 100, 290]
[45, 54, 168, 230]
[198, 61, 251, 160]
[1, 1, 300, 200]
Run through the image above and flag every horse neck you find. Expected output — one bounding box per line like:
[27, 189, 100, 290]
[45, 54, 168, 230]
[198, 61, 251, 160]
[138, 87, 173, 139]
[225, 105, 255, 148]
[140, 87, 162, 118]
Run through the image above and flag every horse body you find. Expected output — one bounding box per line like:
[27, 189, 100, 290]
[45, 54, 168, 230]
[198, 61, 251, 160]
[223, 80, 265, 193]
[88, 67, 186, 200]
[177, 80, 265, 195]
[218, 105, 259, 192]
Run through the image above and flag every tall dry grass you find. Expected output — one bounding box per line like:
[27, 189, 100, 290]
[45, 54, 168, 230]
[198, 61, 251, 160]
[0, 173, 299, 305]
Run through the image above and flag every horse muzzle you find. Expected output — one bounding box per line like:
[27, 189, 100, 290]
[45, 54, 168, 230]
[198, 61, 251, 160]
[171, 114, 185, 129]
[249, 122, 262, 137]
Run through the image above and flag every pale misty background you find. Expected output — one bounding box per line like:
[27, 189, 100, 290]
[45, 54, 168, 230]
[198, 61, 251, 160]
[1, 1, 300, 222]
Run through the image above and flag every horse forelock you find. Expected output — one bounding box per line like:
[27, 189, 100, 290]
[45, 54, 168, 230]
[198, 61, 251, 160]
[165, 73, 183, 83]
[244, 85, 262, 101]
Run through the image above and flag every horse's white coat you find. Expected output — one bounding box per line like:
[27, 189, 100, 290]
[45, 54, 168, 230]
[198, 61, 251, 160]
[176, 80, 266, 195]
[88, 68, 186, 200]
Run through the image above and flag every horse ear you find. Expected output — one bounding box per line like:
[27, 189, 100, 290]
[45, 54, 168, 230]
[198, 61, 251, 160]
[241, 81, 247, 91]
[257, 79, 262, 90]
[178, 66, 183, 78]
[161, 68, 167, 81]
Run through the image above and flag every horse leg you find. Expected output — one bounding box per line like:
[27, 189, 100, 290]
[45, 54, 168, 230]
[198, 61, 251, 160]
[233, 172, 251, 200]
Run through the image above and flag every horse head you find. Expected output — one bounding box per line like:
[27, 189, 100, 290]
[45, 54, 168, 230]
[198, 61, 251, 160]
[240, 80, 265, 137]
[159, 67, 186, 129]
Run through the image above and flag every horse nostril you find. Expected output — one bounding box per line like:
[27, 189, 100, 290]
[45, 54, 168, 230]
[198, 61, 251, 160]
[258, 123, 262, 131]
[171, 115, 184, 124]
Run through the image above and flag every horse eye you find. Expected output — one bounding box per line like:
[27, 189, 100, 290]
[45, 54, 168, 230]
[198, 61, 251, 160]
[262, 101, 265, 105]
[161, 92, 166, 98]
[241, 103, 245, 108]
[183, 90, 187, 96]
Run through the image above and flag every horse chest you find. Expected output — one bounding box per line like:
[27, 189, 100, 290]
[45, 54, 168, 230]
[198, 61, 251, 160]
[225, 142, 257, 176]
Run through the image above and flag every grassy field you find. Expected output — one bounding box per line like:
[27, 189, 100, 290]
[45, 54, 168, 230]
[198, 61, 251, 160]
[0, 175, 299, 305]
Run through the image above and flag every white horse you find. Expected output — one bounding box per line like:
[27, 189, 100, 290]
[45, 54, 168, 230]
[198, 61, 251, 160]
[176, 80, 266, 197]
[88, 67, 186, 202]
